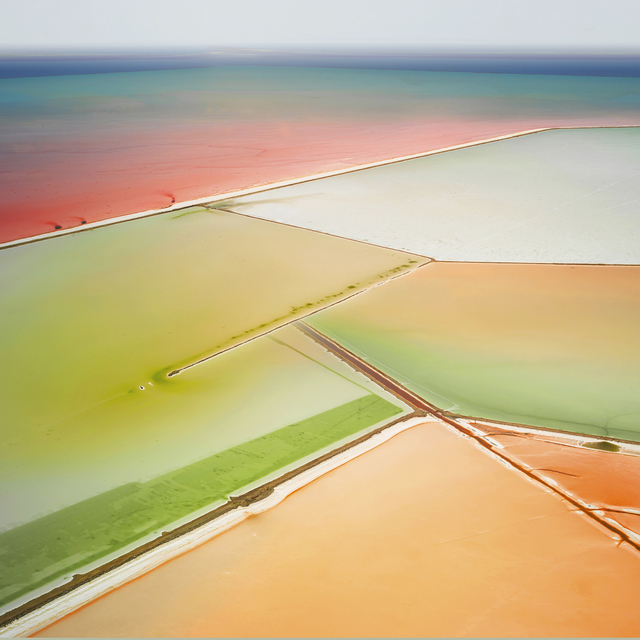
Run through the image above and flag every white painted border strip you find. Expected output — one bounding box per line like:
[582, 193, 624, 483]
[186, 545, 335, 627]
[0, 128, 552, 250]
[0, 416, 434, 638]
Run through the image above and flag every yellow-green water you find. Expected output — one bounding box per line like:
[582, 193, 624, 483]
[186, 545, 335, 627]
[0, 206, 421, 470]
[0, 393, 401, 608]
[0, 321, 410, 614]
[0, 203, 421, 613]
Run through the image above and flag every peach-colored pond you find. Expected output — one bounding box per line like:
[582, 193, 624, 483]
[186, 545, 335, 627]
[36, 421, 640, 638]
[470, 422, 640, 539]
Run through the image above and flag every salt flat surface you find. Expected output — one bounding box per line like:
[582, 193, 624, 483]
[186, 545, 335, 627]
[230, 127, 640, 264]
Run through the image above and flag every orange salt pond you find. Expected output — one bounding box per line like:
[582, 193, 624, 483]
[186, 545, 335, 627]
[36, 421, 640, 638]
[467, 420, 640, 539]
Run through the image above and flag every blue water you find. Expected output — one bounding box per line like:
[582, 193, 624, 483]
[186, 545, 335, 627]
[1, 49, 640, 79]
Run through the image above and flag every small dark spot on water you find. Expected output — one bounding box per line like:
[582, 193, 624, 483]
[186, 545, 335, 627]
[583, 440, 621, 452]
[139, 385, 145, 390]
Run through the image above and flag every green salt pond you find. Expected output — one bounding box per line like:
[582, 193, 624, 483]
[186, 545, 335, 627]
[0, 323, 409, 612]
[308, 262, 640, 441]
[0, 206, 421, 441]
[0, 394, 401, 608]
[0, 205, 419, 613]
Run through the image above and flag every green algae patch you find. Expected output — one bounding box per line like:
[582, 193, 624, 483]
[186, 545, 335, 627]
[583, 441, 621, 453]
[308, 262, 640, 442]
[0, 394, 401, 608]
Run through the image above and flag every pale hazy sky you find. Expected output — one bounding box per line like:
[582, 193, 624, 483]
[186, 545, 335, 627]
[0, 0, 639, 51]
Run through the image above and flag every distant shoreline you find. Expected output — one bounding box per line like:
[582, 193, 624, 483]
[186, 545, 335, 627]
[2, 49, 640, 79]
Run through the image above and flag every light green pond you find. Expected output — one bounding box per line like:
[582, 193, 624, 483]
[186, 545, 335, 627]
[0, 393, 401, 609]
[0, 202, 419, 614]
[0, 206, 421, 445]
[308, 262, 640, 442]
